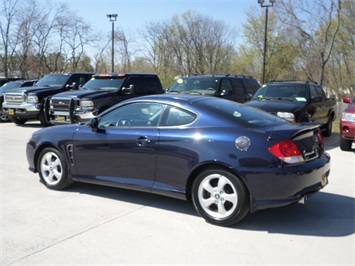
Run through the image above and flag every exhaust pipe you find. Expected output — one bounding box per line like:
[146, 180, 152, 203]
[298, 196, 308, 204]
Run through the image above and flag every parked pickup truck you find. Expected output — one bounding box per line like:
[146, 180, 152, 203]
[2, 72, 93, 126]
[245, 80, 336, 136]
[48, 72, 164, 124]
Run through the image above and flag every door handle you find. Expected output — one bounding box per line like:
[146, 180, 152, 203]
[136, 136, 151, 146]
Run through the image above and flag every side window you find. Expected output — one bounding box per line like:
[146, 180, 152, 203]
[220, 79, 233, 95]
[242, 79, 260, 95]
[230, 79, 245, 95]
[315, 86, 326, 99]
[123, 77, 144, 94]
[98, 102, 164, 128]
[310, 85, 318, 98]
[164, 107, 196, 126]
[143, 76, 162, 93]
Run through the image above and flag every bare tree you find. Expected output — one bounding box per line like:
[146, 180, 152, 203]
[276, 0, 342, 85]
[0, 0, 20, 77]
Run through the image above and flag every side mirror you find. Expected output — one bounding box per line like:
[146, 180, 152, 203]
[89, 117, 99, 132]
[220, 89, 232, 96]
[343, 96, 351, 104]
[66, 82, 77, 90]
[312, 95, 323, 103]
[122, 84, 135, 95]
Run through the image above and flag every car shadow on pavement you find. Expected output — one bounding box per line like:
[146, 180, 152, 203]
[237, 191, 355, 236]
[66, 183, 354, 236]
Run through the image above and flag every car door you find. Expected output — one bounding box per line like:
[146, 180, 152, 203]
[72, 102, 164, 191]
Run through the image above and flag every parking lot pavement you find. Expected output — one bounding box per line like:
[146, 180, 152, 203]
[1, 122, 354, 265]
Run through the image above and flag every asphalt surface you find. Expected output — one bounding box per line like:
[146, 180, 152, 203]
[1, 121, 354, 265]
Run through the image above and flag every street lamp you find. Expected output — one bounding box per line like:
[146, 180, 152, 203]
[258, 0, 275, 84]
[106, 14, 118, 72]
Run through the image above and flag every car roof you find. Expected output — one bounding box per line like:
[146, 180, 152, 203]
[180, 74, 254, 79]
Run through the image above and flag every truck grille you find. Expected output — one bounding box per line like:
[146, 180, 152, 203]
[50, 97, 72, 111]
[4, 93, 25, 104]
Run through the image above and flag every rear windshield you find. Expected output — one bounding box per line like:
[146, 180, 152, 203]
[169, 77, 218, 96]
[82, 78, 125, 92]
[197, 99, 288, 128]
[253, 84, 309, 102]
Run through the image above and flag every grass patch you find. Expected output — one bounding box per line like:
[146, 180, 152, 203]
[333, 119, 340, 133]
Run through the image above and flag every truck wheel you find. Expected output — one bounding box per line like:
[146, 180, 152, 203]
[10, 117, 27, 125]
[192, 168, 250, 226]
[0, 110, 10, 122]
[37, 147, 73, 190]
[322, 119, 332, 137]
[340, 137, 352, 151]
[39, 111, 51, 127]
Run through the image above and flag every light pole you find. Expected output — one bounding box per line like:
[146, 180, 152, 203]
[106, 14, 118, 73]
[258, 0, 275, 84]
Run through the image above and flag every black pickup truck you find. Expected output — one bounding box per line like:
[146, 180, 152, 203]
[48, 72, 164, 124]
[245, 80, 336, 136]
[2, 72, 93, 126]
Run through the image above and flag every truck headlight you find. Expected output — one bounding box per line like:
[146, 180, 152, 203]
[342, 112, 355, 122]
[80, 100, 94, 111]
[277, 112, 295, 122]
[27, 95, 38, 103]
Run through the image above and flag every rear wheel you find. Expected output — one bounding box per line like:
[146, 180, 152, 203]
[37, 147, 72, 190]
[322, 118, 333, 137]
[10, 117, 27, 125]
[340, 137, 352, 151]
[192, 168, 249, 226]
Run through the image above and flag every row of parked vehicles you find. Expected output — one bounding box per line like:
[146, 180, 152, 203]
[0, 71, 354, 150]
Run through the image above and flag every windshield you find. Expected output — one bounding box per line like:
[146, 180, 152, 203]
[169, 77, 218, 96]
[36, 74, 70, 87]
[253, 84, 309, 102]
[0, 82, 23, 91]
[82, 78, 125, 92]
[198, 98, 288, 128]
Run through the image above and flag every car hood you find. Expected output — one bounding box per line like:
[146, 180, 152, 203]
[51, 89, 110, 99]
[10, 85, 62, 94]
[246, 100, 306, 113]
[344, 103, 355, 114]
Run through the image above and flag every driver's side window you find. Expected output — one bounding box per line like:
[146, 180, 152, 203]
[98, 102, 164, 128]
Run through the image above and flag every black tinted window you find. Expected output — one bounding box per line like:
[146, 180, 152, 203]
[242, 78, 260, 94]
[83, 78, 125, 92]
[231, 79, 244, 95]
[143, 77, 162, 93]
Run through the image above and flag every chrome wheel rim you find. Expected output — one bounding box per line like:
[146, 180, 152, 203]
[198, 174, 238, 220]
[40, 152, 63, 185]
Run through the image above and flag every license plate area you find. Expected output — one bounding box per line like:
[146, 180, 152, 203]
[8, 109, 14, 115]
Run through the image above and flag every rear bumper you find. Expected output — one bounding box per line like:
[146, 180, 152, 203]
[245, 152, 331, 212]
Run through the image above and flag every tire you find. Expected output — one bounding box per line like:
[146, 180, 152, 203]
[0, 110, 10, 122]
[10, 117, 27, 125]
[39, 111, 51, 127]
[37, 147, 72, 190]
[340, 137, 352, 151]
[192, 168, 250, 226]
[322, 118, 332, 137]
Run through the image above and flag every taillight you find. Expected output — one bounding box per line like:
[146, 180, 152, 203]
[317, 131, 324, 151]
[268, 140, 304, 164]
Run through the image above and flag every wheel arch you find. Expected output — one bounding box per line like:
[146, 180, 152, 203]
[185, 162, 250, 202]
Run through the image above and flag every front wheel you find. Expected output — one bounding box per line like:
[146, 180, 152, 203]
[192, 168, 250, 226]
[10, 117, 27, 125]
[37, 147, 72, 190]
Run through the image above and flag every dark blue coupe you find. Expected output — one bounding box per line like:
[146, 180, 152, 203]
[26, 95, 331, 226]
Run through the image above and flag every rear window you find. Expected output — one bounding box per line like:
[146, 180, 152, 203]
[169, 77, 218, 95]
[253, 84, 309, 102]
[197, 99, 288, 128]
[82, 78, 125, 92]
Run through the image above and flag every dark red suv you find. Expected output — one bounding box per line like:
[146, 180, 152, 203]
[340, 96, 355, 151]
